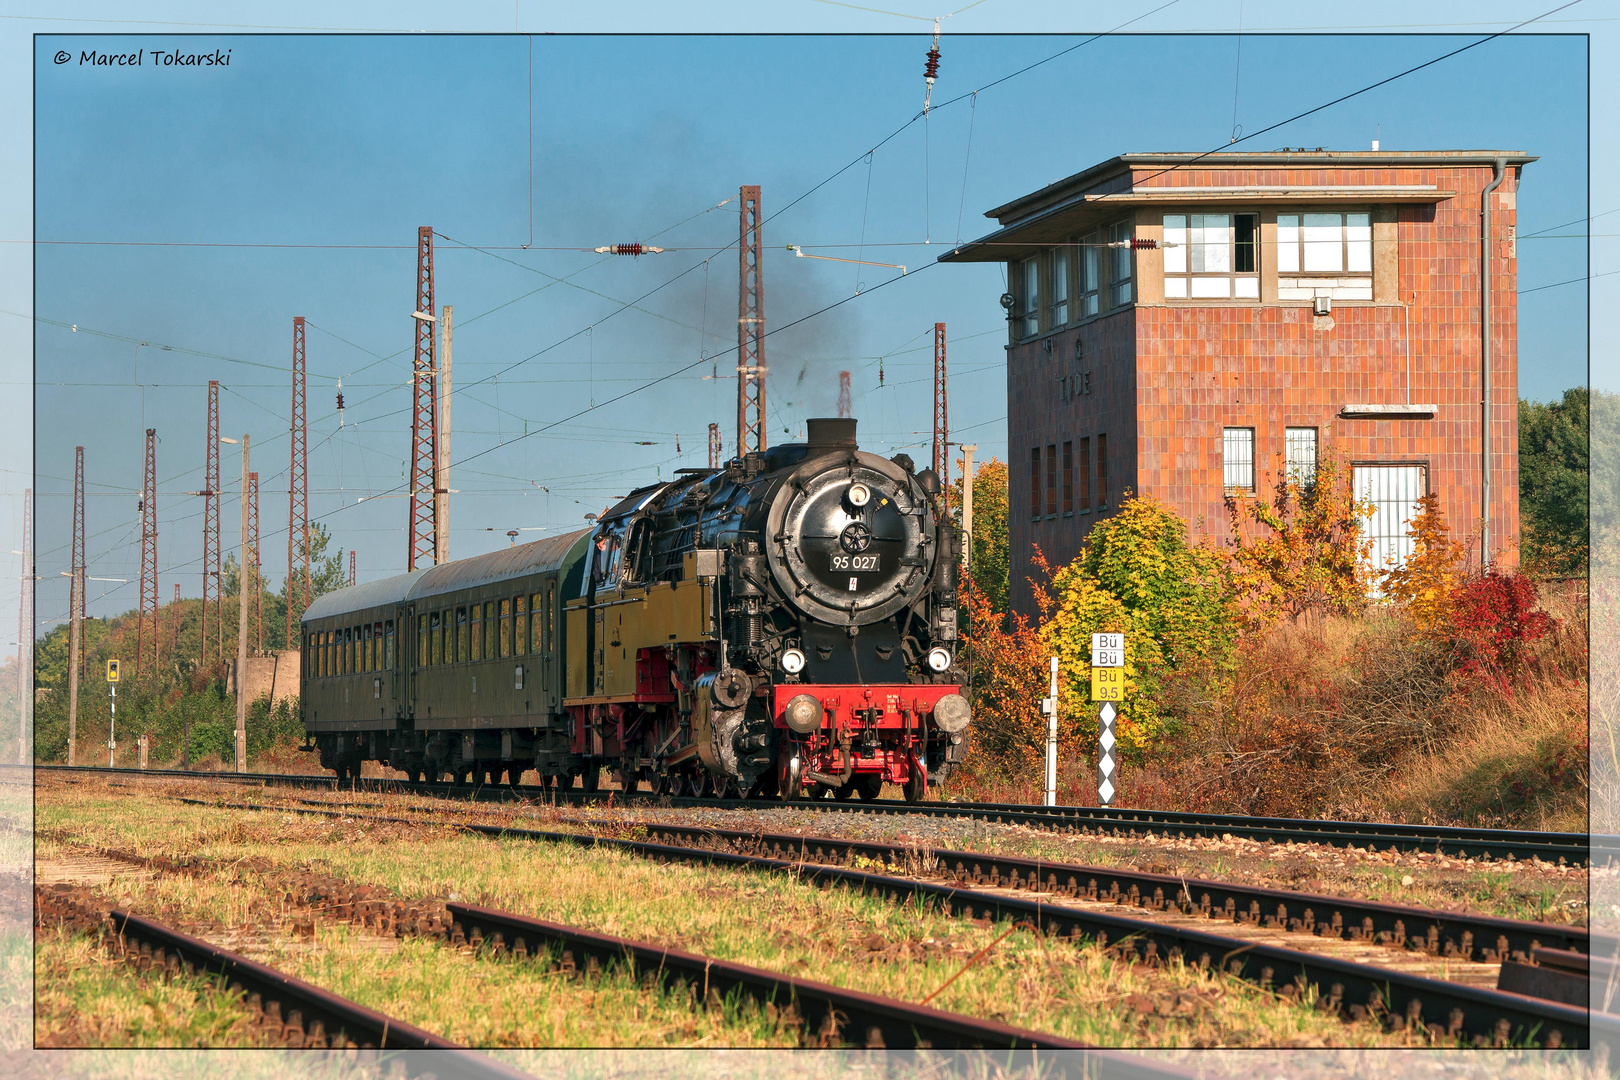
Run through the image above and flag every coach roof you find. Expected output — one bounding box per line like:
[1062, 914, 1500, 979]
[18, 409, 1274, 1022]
[301, 529, 590, 624]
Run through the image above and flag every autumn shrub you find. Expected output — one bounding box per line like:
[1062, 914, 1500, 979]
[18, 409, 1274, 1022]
[1041, 495, 1234, 754]
[1379, 492, 1466, 634]
[957, 574, 1053, 777]
[1224, 456, 1373, 626]
[1447, 569, 1555, 684]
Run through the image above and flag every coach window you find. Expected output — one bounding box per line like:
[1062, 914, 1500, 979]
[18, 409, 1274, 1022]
[322, 630, 331, 677]
[515, 595, 528, 655]
[361, 623, 371, 672]
[471, 604, 484, 661]
[456, 607, 468, 664]
[427, 611, 440, 666]
[500, 598, 513, 658]
[384, 620, 395, 670]
[417, 615, 428, 666]
[546, 586, 556, 652]
[352, 626, 360, 674]
[532, 593, 545, 653]
[374, 622, 384, 670]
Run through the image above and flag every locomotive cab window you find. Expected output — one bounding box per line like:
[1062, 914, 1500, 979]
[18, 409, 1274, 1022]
[592, 527, 624, 587]
[621, 519, 652, 585]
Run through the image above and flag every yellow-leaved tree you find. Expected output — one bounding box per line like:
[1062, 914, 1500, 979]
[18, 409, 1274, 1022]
[1379, 493, 1466, 633]
[1039, 495, 1234, 755]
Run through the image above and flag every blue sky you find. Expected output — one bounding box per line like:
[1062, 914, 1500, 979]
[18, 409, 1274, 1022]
[9, 6, 1605, 640]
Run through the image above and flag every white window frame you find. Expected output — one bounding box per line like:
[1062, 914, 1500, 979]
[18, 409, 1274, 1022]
[1050, 248, 1070, 327]
[1018, 256, 1041, 338]
[1079, 231, 1101, 318]
[1277, 210, 1372, 301]
[1162, 212, 1259, 300]
[1354, 463, 1428, 576]
[1223, 427, 1255, 491]
[1108, 221, 1134, 308]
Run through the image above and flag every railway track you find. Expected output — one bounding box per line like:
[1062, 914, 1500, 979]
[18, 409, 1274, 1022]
[28, 763, 1602, 865]
[198, 795, 1592, 1049]
[34, 886, 530, 1075]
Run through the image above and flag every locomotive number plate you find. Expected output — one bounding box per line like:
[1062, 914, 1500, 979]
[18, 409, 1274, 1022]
[829, 554, 881, 572]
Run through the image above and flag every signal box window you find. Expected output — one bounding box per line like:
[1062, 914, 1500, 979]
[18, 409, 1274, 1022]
[1050, 249, 1070, 326]
[1045, 444, 1057, 517]
[1224, 428, 1256, 491]
[1096, 433, 1108, 508]
[1108, 222, 1133, 307]
[1029, 448, 1041, 521]
[1018, 256, 1040, 339]
[1277, 212, 1372, 300]
[1078, 437, 1091, 511]
[1162, 213, 1259, 299]
[1062, 441, 1074, 515]
[1079, 231, 1101, 318]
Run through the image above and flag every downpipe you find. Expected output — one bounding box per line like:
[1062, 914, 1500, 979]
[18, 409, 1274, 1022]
[1480, 156, 1507, 564]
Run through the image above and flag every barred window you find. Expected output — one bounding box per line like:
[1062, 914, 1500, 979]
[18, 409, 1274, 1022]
[1224, 428, 1256, 490]
[1286, 427, 1318, 484]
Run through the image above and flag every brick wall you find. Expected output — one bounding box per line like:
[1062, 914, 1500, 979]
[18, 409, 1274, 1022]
[225, 650, 300, 707]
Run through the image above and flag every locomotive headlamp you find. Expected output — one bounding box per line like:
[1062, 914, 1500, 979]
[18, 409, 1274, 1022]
[932, 693, 972, 734]
[926, 646, 953, 673]
[781, 648, 806, 674]
[847, 482, 872, 507]
[784, 693, 822, 734]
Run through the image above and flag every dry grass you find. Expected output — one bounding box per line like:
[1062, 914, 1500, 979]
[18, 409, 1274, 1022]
[34, 783, 1453, 1050]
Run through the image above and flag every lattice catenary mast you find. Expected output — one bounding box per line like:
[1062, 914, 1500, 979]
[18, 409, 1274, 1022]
[932, 322, 949, 513]
[246, 471, 260, 654]
[203, 379, 220, 668]
[68, 449, 84, 765]
[288, 318, 309, 649]
[138, 428, 158, 681]
[408, 226, 438, 571]
[707, 423, 721, 469]
[736, 186, 766, 456]
[837, 371, 852, 419]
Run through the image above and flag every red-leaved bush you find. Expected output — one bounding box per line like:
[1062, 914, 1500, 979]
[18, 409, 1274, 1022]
[1447, 569, 1554, 682]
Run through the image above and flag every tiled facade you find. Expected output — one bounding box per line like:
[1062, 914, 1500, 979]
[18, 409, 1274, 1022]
[941, 152, 1530, 618]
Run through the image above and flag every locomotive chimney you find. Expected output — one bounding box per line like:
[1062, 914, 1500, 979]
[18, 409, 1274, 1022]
[805, 417, 857, 450]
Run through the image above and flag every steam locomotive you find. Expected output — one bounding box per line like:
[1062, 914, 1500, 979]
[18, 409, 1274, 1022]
[298, 418, 971, 801]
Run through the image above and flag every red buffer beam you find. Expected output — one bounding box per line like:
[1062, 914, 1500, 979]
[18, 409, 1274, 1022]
[408, 226, 438, 571]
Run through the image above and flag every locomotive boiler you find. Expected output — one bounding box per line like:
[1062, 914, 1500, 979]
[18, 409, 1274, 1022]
[299, 417, 970, 801]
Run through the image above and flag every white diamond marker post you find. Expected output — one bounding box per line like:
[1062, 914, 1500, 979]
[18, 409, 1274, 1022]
[1090, 633, 1126, 808]
[1040, 657, 1059, 807]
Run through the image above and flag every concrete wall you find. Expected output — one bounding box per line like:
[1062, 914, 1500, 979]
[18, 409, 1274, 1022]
[226, 650, 300, 706]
